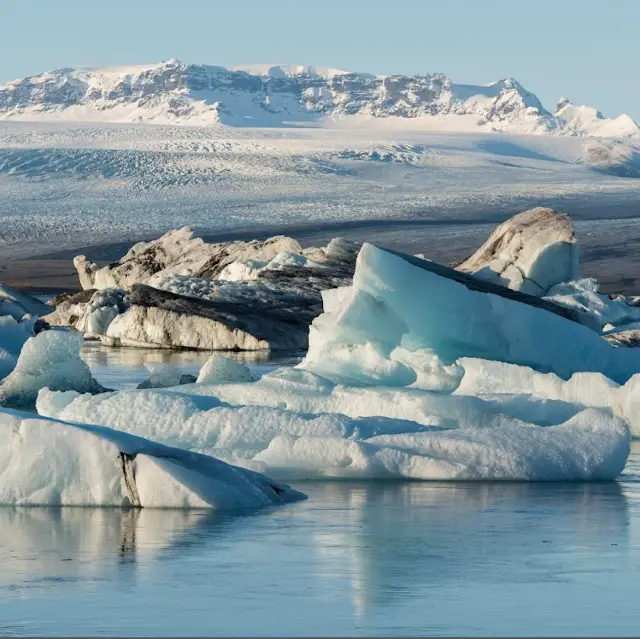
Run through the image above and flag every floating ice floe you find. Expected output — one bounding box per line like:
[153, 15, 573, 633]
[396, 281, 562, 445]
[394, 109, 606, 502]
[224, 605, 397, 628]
[0, 284, 52, 320]
[36, 383, 630, 481]
[0, 330, 106, 409]
[0, 407, 305, 508]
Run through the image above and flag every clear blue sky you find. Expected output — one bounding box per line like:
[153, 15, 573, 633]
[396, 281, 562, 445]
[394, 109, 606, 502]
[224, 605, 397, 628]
[1, 0, 638, 119]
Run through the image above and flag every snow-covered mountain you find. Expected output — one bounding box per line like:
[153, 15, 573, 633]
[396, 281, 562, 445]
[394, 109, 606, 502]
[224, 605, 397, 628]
[0, 59, 636, 137]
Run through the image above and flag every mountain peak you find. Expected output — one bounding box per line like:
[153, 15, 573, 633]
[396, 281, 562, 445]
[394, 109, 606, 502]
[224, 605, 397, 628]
[0, 61, 636, 137]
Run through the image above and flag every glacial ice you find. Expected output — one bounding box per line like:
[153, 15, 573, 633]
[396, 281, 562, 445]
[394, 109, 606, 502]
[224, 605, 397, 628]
[74, 228, 304, 291]
[544, 278, 640, 330]
[36, 385, 629, 481]
[60, 233, 359, 350]
[136, 363, 196, 389]
[0, 314, 38, 380]
[0, 408, 305, 508]
[196, 355, 254, 384]
[302, 243, 640, 383]
[0, 330, 106, 409]
[456, 207, 579, 296]
[0, 284, 52, 319]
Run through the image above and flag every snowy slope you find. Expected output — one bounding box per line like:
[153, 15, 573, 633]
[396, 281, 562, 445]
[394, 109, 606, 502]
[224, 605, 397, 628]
[0, 59, 636, 136]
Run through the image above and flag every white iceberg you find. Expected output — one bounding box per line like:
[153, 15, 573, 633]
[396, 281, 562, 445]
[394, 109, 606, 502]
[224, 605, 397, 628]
[0, 408, 305, 508]
[37, 383, 629, 481]
[197, 355, 254, 384]
[544, 278, 640, 330]
[0, 330, 106, 408]
[0, 284, 52, 319]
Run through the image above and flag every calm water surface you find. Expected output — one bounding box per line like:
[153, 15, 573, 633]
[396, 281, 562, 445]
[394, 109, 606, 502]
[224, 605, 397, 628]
[1, 347, 639, 635]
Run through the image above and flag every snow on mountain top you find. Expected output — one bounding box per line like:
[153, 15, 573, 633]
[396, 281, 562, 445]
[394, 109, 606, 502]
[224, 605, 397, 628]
[0, 60, 636, 138]
[227, 63, 372, 79]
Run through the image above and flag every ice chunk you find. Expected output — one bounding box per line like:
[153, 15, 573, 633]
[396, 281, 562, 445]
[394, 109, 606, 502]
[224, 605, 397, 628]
[0, 408, 305, 508]
[254, 409, 628, 481]
[0, 330, 106, 409]
[0, 314, 37, 357]
[456, 207, 579, 296]
[545, 279, 640, 330]
[302, 244, 640, 384]
[0, 284, 52, 319]
[46, 288, 130, 338]
[37, 381, 628, 480]
[137, 363, 196, 389]
[455, 357, 640, 437]
[75, 229, 303, 290]
[197, 355, 254, 384]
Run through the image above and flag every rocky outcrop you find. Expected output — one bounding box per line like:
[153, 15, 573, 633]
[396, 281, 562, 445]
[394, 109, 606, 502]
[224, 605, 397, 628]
[456, 207, 579, 296]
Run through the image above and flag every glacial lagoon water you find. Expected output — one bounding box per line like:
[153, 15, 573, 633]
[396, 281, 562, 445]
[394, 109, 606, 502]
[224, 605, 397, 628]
[1, 346, 640, 636]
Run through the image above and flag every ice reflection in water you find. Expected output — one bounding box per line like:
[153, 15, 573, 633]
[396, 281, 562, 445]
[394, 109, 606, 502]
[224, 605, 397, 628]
[0, 476, 638, 636]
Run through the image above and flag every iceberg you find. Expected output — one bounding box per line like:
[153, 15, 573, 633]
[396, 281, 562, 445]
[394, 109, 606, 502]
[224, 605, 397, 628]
[302, 243, 640, 384]
[74, 228, 304, 291]
[197, 354, 254, 384]
[58, 232, 359, 350]
[46, 288, 129, 338]
[544, 278, 640, 331]
[101, 284, 312, 350]
[0, 408, 305, 508]
[136, 363, 196, 389]
[0, 284, 52, 319]
[456, 207, 579, 296]
[0, 330, 106, 409]
[37, 383, 629, 481]
[0, 314, 39, 380]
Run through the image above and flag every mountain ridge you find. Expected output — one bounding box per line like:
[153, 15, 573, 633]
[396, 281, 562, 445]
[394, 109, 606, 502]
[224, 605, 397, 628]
[0, 59, 636, 137]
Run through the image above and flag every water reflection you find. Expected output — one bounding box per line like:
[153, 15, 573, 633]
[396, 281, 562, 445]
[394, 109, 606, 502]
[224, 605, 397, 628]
[80, 342, 303, 390]
[0, 481, 632, 636]
[300, 481, 630, 615]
